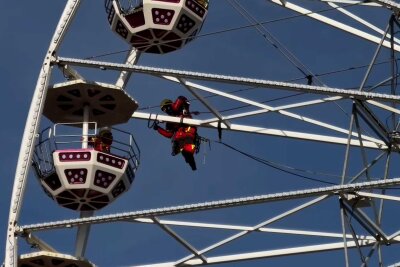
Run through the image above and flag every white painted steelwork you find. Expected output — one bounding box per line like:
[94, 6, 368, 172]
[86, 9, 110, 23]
[17, 177, 400, 232]
[132, 218, 376, 240]
[5, 1, 82, 266]
[6, 0, 400, 266]
[133, 112, 387, 149]
[115, 48, 141, 88]
[327, 2, 400, 44]
[268, 0, 400, 51]
[130, 240, 380, 266]
[56, 57, 400, 104]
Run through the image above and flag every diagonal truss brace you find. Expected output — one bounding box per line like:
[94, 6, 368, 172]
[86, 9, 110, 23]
[115, 48, 141, 89]
[152, 217, 208, 264]
[23, 233, 57, 253]
[156, 76, 388, 146]
[328, 2, 400, 45]
[267, 0, 400, 51]
[173, 195, 329, 266]
[133, 218, 376, 240]
[176, 77, 231, 128]
[132, 240, 380, 266]
[357, 191, 400, 202]
[355, 101, 391, 145]
[341, 198, 389, 243]
[161, 77, 393, 150]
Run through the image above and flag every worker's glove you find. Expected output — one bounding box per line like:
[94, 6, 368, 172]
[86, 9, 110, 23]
[153, 124, 159, 130]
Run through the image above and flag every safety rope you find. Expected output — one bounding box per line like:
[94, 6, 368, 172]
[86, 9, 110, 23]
[214, 140, 340, 185]
[195, 135, 211, 154]
[227, 0, 354, 118]
[228, 0, 322, 85]
[147, 114, 159, 129]
[148, 113, 346, 185]
[147, 116, 376, 185]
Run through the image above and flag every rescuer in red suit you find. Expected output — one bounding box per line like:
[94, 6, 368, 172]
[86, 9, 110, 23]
[154, 96, 197, 171]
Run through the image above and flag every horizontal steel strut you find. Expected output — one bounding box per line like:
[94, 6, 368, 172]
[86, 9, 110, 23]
[18, 177, 400, 233]
[370, 0, 400, 12]
[55, 57, 400, 104]
[133, 112, 388, 149]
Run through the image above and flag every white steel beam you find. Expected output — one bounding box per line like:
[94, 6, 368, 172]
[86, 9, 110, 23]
[320, 0, 380, 6]
[389, 230, 400, 240]
[58, 64, 84, 80]
[133, 112, 387, 149]
[387, 261, 400, 267]
[55, 57, 400, 104]
[267, 0, 400, 51]
[25, 233, 58, 253]
[356, 191, 400, 202]
[369, 0, 400, 12]
[166, 77, 378, 143]
[163, 77, 385, 144]
[132, 240, 378, 266]
[133, 218, 376, 240]
[18, 177, 400, 232]
[153, 217, 207, 263]
[115, 48, 141, 89]
[164, 79, 383, 145]
[367, 100, 400, 115]
[74, 211, 93, 257]
[5, 1, 82, 266]
[173, 196, 329, 266]
[327, 2, 400, 45]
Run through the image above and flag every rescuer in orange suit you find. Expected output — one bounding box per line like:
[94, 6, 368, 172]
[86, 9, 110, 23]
[154, 96, 198, 170]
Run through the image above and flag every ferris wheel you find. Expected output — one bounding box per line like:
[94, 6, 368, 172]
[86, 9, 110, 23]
[5, 0, 400, 266]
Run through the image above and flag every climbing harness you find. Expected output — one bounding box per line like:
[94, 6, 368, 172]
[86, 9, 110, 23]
[147, 114, 159, 129]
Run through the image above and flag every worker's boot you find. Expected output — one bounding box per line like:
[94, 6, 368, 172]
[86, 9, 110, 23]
[182, 151, 197, 171]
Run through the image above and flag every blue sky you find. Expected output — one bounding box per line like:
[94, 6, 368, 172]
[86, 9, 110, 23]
[2, 0, 400, 266]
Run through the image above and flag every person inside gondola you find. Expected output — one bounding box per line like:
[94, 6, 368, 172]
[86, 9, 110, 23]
[153, 96, 198, 170]
[89, 127, 113, 153]
[123, 0, 143, 15]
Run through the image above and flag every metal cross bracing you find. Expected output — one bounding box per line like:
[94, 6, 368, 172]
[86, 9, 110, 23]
[57, 56, 400, 152]
[266, 0, 400, 51]
[5, 0, 400, 267]
[15, 179, 400, 266]
[15, 177, 400, 232]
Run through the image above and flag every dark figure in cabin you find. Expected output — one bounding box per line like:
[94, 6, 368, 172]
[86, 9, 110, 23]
[89, 127, 113, 153]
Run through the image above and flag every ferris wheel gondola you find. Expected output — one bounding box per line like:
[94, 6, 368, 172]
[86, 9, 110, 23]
[105, 0, 209, 53]
[32, 80, 141, 211]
